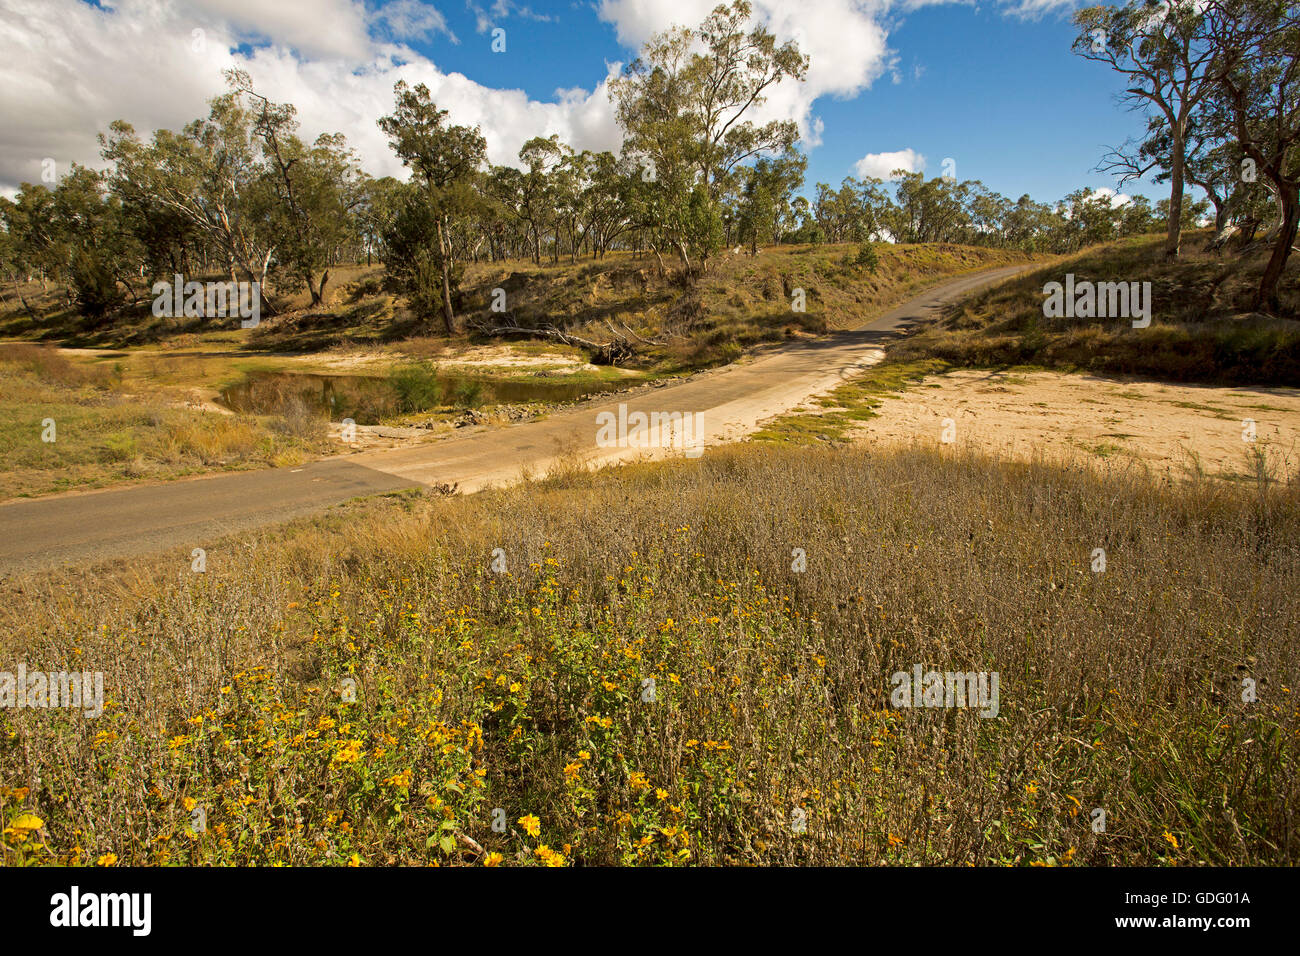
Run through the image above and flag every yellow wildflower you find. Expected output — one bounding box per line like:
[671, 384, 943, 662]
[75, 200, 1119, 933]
[534, 844, 566, 867]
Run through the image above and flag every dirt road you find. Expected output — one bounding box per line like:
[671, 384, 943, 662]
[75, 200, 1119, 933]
[0, 265, 1028, 572]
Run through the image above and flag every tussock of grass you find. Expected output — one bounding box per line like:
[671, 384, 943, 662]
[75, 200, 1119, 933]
[890, 233, 1300, 386]
[2, 442, 1295, 866]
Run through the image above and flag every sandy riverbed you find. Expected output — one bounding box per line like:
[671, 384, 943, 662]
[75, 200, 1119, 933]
[853, 369, 1300, 483]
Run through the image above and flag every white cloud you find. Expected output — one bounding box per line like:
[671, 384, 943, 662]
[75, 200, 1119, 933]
[377, 0, 459, 44]
[177, 0, 376, 60]
[0, 0, 1051, 195]
[1089, 186, 1133, 207]
[995, 0, 1084, 19]
[468, 0, 555, 34]
[854, 148, 925, 179]
[0, 0, 620, 192]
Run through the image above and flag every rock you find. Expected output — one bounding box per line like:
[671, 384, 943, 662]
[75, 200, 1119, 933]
[454, 409, 490, 428]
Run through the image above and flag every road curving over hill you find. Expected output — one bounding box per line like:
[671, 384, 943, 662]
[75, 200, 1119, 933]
[0, 263, 1030, 572]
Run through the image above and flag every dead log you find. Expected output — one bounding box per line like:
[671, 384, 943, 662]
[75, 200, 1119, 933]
[472, 316, 638, 365]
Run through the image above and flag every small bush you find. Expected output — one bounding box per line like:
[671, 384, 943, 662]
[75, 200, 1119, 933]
[70, 251, 125, 319]
[272, 396, 329, 442]
[452, 379, 486, 409]
[389, 363, 443, 413]
[856, 242, 880, 273]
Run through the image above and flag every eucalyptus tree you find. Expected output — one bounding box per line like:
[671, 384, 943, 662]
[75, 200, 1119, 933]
[517, 134, 568, 263]
[1074, 0, 1218, 258]
[378, 81, 487, 334]
[1203, 0, 1300, 312]
[99, 84, 282, 305]
[227, 71, 365, 306]
[735, 151, 806, 252]
[609, 0, 808, 270]
[581, 152, 634, 259]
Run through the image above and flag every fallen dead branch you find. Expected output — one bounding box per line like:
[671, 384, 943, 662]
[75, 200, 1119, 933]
[471, 315, 647, 365]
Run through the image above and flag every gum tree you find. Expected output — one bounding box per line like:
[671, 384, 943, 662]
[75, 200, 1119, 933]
[1204, 0, 1300, 313]
[378, 81, 487, 334]
[229, 71, 364, 307]
[99, 90, 281, 308]
[1074, 0, 1218, 259]
[609, 0, 808, 271]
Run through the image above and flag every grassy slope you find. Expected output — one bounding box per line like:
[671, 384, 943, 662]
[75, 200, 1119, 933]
[889, 232, 1300, 386]
[2, 442, 1295, 866]
[447, 243, 1032, 371]
[0, 245, 1033, 361]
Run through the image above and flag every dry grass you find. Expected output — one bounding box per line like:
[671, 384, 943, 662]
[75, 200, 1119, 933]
[890, 232, 1300, 386]
[2, 245, 1034, 375]
[447, 244, 1033, 371]
[1, 442, 1295, 866]
[0, 343, 332, 499]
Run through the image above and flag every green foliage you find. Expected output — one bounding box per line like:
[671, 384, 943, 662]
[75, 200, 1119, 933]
[451, 378, 485, 409]
[69, 250, 124, 319]
[855, 242, 880, 272]
[378, 81, 487, 332]
[381, 191, 448, 326]
[609, 0, 807, 267]
[388, 362, 444, 413]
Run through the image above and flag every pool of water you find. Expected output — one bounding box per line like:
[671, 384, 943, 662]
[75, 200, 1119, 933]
[218, 369, 626, 424]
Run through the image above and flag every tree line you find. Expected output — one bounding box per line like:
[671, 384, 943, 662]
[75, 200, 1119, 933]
[0, 0, 1294, 333]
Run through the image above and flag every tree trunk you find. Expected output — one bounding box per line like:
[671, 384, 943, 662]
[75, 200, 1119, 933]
[254, 250, 278, 316]
[1255, 182, 1298, 314]
[671, 238, 691, 271]
[1166, 123, 1186, 260]
[436, 218, 457, 335]
[13, 278, 40, 321]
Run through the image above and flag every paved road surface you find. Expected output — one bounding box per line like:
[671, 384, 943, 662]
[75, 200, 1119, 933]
[0, 264, 1029, 572]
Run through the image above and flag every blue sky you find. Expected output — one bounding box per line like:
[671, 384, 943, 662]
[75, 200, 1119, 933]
[1, 0, 1172, 209]
[826, 5, 1156, 203]
[385, 0, 1165, 205]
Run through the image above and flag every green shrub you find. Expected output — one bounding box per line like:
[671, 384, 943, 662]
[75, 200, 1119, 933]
[70, 251, 124, 319]
[855, 242, 880, 273]
[389, 363, 443, 413]
[452, 379, 486, 409]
